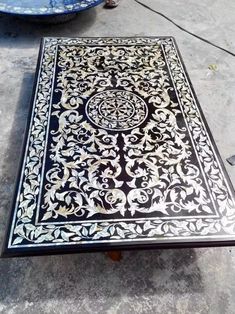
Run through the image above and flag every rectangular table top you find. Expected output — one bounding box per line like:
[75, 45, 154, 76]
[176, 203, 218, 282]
[2, 37, 235, 257]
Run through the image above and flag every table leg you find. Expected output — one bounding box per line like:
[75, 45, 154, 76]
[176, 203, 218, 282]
[106, 251, 122, 261]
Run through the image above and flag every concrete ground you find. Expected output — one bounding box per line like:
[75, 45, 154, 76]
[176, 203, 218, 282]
[0, 0, 235, 313]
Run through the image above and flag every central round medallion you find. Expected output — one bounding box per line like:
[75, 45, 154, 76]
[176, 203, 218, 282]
[86, 90, 148, 131]
[99, 97, 135, 122]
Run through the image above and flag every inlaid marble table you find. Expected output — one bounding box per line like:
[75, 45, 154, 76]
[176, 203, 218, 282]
[2, 37, 235, 257]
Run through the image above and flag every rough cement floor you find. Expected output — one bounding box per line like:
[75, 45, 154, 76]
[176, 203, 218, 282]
[0, 0, 235, 313]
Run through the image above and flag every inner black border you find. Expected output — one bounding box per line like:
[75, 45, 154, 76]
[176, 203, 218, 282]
[2, 37, 235, 258]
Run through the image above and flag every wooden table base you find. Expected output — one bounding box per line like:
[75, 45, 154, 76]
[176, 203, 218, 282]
[106, 251, 122, 261]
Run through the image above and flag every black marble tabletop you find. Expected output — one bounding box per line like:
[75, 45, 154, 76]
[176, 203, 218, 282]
[2, 37, 235, 257]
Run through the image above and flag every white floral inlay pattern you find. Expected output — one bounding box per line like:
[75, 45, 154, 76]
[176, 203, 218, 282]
[6, 37, 235, 252]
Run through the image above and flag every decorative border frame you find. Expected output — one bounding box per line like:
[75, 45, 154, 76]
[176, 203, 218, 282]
[0, 0, 103, 16]
[2, 37, 235, 257]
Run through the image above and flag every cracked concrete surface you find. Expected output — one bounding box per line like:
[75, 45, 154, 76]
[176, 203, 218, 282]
[0, 0, 235, 313]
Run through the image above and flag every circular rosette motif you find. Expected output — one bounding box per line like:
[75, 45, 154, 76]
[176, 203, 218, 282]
[85, 90, 148, 131]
